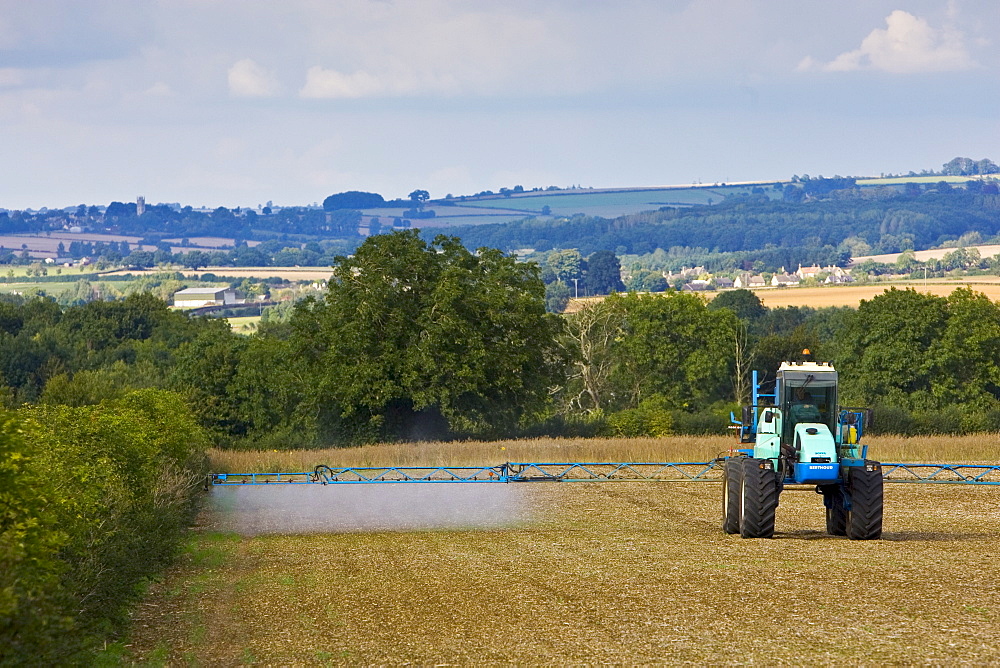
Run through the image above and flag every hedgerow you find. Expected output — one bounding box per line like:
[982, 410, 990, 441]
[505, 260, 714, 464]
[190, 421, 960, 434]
[0, 389, 208, 663]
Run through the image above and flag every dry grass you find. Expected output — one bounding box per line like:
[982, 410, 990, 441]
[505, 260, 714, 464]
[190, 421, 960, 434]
[208, 434, 997, 474]
[125, 480, 1000, 665]
[865, 433, 1000, 463]
[208, 436, 737, 473]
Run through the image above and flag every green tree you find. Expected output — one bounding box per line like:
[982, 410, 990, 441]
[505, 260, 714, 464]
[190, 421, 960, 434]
[546, 249, 582, 284]
[294, 230, 567, 441]
[708, 288, 766, 323]
[323, 191, 385, 211]
[604, 292, 737, 409]
[927, 288, 1000, 409]
[837, 288, 948, 408]
[545, 281, 571, 313]
[408, 189, 430, 208]
[585, 250, 626, 294]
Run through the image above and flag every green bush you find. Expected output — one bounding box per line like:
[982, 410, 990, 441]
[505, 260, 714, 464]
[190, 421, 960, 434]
[1, 390, 208, 663]
[870, 405, 914, 435]
[606, 396, 673, 437]
[911, 406, 963, 435]
[669, 409, 732, 435]
[0, 412, 70, 659]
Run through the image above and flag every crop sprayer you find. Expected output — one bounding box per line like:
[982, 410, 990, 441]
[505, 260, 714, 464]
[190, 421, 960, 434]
[209, 358, 1000, 540]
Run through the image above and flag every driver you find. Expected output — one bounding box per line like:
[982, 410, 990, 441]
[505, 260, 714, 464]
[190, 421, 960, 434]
[789, 387, 821, 426]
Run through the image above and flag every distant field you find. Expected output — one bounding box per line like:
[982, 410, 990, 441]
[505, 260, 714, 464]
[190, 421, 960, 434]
[853, 244, 1000, 266]
[441, 184, 781, 218]
[104, 266, 333, 281]
[162, 236, 243, 248]
[750, 280, 1000, 308]
[856, 175, 980, 185]
[565, 279, 1000, 312]
[416, 214, 529, 227]
[227, 315, 261, 334]
[0, 281, 81, 295]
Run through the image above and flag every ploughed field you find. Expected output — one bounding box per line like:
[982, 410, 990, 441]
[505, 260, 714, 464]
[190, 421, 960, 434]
[126, 437, 1000, 665]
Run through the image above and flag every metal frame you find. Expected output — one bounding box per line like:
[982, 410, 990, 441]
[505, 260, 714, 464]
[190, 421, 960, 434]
[881, 463, 1000, 485]
[208, 460, 1000, 487]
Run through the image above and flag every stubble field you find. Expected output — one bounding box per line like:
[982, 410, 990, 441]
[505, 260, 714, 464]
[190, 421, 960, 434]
[125, 436, 1000, 665]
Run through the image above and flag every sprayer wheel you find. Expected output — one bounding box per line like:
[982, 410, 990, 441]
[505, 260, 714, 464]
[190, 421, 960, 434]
[846, 464, 883, 540]
[739, 458, 777, 539]
[823, 486, 847, 536]
[722, 458, 742, 534]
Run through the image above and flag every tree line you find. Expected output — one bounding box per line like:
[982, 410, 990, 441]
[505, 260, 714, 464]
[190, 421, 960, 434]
[4, 233, 1000, 449]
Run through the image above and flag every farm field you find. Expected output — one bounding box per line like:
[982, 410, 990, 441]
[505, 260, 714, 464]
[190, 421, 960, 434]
[126, 435, 1000, 664]
[0, 281, 82, 295]
[852, 244, 1000, 266]
[856, 175, 979, 185]
[565, 279, 1000, 312]
[750, 280, 1000, 309]
[227, 315, 261, 334]
[432, 184, 781, 219]
[103, 266, 334, 281]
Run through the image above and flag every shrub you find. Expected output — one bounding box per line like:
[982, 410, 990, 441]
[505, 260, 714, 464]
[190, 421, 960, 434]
[606, 396, 673, 437]
[670, 409, 732, 435]
[1, 390, 208, 663]
[870, 405, 914, 435]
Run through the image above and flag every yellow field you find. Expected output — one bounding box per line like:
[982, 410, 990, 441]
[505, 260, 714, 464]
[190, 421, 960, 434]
[566, 279, 1000, 312]
[126, 434, 1000, 664]
[853, 244, 1000, 266]
[749, 280, 1000, 308]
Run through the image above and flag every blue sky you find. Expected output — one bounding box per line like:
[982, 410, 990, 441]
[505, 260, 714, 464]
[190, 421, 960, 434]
[1, 0, 998, 209]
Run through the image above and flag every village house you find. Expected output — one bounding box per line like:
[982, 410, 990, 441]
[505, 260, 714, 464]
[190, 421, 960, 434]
[681, 279, 711, 292]
[771, 272, 801, 287]
[734, 273, 767, 289]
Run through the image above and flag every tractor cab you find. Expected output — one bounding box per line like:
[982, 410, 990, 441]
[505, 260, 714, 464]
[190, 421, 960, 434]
[776, 361, 839, 483]
[734, 358, 872, 484]
[777, 361, 837, 444]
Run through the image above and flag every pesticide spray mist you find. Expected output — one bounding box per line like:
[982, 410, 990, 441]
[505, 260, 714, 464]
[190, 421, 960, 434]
[208, 483, 530, 535]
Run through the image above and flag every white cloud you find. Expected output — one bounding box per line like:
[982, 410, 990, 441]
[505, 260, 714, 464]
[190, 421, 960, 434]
[227, 59, 280, 97]
[0, 68, 25, 87]
[299, 66, 384, 99]
[800, 10, 976, 74]
[144, 81, 173, 97]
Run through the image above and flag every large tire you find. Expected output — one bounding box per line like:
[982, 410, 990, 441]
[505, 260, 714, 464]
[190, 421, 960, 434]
[739, 458, 778, 539]
[722, 458, 742, 534]
[823, 486, 847, 536]
[846, 464, 883, 540]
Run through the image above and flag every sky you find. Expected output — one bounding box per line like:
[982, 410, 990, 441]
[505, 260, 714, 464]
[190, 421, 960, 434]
[1, 0, 999, 210]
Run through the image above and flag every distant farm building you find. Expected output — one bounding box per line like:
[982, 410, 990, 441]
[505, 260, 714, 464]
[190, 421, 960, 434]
[172, 287, 245, 307]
